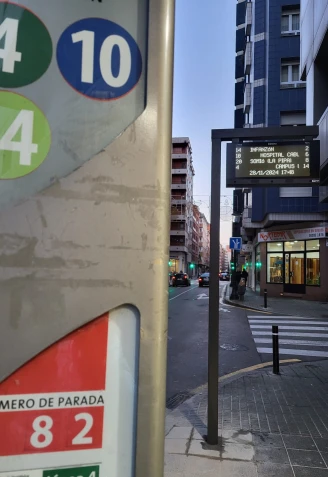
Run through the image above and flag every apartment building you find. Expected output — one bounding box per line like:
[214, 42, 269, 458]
[199, 213, 210, 272]
[169, 137, 195, 274]
[234, 0, 328, 300]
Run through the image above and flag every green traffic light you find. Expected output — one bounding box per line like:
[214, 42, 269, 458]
[190, 263, 195, 268]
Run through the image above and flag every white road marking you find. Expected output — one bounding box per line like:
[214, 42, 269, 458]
[169, 286, 198, 301]
[248, 314, 328, 359]
[252, 331, 328, 338]
[257, 348, 328, 358]
[219, 307, 231, 313]
[248, 315, 318, 320]
[254, 338, 328, 347]
[250, 325, 328, 331]
[197, 293, 209, 300]
[249, 320, 328, 326]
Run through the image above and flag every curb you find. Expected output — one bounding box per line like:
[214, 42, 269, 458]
[222, 286, 273, 313]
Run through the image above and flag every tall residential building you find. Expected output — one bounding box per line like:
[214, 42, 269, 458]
[220, 245, 229, 272]
[169, 137, 195, 274]
[199, 213, 210, 272]
[234, 0, 328, 300]
[191, 204, 201, 275]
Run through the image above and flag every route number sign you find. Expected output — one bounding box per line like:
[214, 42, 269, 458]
[57, 18, 142, 100]
[226, 141, 320, 187]
[0, 2, 53, 88]
[0, 92, 51, 179]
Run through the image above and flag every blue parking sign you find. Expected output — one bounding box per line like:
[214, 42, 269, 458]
[229, 237, 242, 251]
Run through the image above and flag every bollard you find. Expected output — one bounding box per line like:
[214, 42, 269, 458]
[272, 325, 279, 375]
[264, 288, 268, 309]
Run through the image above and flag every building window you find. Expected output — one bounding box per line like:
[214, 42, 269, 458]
[281, 10, 300, 34]
[281, 61, 300, 84]
[280, 111, 306, 126]
[279, 187, 312, 198]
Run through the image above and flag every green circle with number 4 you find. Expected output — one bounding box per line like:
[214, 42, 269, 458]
[0, 91, 51, 179]
[0, 2, 53, 87]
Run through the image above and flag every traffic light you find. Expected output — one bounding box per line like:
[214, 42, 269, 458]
[168, 261, 172, 266]
[230, 262, 235, 271]
[256, 262, 262, 269]
[190, 263, 195, 269]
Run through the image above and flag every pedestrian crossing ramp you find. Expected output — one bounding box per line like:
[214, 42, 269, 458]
[248, 315, 328, 359]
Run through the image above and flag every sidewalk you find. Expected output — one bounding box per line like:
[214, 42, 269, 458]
[165, 360, 328, 477]
[223, 285, 328, 318]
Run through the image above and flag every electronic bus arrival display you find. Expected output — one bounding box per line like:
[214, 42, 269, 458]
[226, 141, 320, 187]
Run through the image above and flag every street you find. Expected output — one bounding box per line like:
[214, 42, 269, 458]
[166, 281, 328, 407]
[166, 281, 261, 404]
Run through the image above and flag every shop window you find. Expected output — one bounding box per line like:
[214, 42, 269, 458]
[267, 253, 283, 283]
[267, 242, 283, 252]
[306, 239, 320, 250]
[284, 241, 305, 252]
[306, 251, 320, 285]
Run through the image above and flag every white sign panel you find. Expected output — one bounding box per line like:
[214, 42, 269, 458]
[0, 0, 147, 210]
[0, 307, 139, 477]
[258, 226, 328, 242]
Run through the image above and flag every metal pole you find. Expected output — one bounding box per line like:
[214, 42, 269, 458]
[207, 137, 221, 445]
[264, 288, 268, 308]
[272, 325, 279, 375]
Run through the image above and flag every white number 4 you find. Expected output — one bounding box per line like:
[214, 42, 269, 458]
[0, 17, 22, 73]
[0, 110, 38, 166]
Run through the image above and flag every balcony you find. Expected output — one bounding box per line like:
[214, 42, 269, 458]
[172, 153, 188, 159]
[170, 230, 188, 236]
[244, 41, 252, 75]
[244, 83, 251, 114]
[245, 1, 252, 36]
[169, 245, 189, 254]
[171, 198, 187, 206]
[171, 183, 187, 190]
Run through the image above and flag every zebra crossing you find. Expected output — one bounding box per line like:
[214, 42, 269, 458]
[247, 315, 328, 358]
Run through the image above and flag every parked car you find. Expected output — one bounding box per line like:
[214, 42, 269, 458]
[172, 273, 191, 287]
[219, 272, 230, 281]
[198, 272, 210, 287]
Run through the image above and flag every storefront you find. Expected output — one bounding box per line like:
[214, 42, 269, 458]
[256, 226, 328, 301]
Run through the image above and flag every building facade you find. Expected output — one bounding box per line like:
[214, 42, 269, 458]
[199, 213, 210, 272]
[169, 137, 195, 274]
[234, 0, 328, 300]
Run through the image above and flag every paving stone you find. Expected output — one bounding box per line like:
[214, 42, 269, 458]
[165, 455, 258, 477]
[256, 463, 294, 477]
[188, 440, 220, 458]
[317, 439, 328, 452]
[165, 438, 188, 455]
[222, 442, 255, 461]
[293, 467, 328, 477]
[283, 435, 316, 450]
[166, 426, 193, 439]
[255, 447, 289, 465]
[288, 449, 326, 468]
[252, 432, 284, 448]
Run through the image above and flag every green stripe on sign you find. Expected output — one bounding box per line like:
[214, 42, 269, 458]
[43, 465, 99, 477]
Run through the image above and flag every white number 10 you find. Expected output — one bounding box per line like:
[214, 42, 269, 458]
[72, 30, 132, 87]
[0, 17, 22, 73]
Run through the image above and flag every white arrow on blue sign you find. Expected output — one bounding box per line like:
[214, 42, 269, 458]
[229, 237, 242, 251]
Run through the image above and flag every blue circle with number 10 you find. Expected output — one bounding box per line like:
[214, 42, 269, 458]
[56, 18, 143, 101]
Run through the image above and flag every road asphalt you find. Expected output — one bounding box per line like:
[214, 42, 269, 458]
[166, 281, 261, 403]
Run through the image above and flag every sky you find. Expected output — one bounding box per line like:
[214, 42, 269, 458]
[172, 0, 236, 246]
